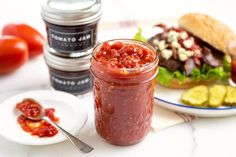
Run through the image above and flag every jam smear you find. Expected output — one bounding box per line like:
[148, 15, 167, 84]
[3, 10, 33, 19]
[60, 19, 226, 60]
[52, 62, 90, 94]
[16, 99, 59, 137]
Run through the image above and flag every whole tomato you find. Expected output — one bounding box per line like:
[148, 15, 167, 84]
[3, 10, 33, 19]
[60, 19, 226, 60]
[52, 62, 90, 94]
[0, 36, 28, 75]
[2, 24, 45, 58]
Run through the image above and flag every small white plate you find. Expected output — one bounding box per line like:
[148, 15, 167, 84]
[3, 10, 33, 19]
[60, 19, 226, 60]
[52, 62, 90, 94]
[155, 84, 236, 117]
[0, 90, 88, 145]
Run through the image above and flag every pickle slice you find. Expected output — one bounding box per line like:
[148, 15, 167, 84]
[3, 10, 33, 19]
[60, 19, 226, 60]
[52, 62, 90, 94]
[224, 86, 236, 106]
[208, 85, 226, 107]
[181, 85, 208, 107]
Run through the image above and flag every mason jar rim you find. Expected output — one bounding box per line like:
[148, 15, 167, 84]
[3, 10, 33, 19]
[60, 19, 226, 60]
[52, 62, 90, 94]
[91, 39, 159, 74]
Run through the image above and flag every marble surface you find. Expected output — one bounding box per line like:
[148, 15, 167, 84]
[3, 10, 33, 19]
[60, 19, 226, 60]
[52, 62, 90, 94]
[1, 0, 236, 157]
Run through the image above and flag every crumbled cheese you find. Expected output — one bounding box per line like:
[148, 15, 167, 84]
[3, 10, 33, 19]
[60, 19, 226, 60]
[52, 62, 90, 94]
[183, 37, 194, 49]
[179, 53, 188, 61]
[178, 48, 186, 54]
[153, 39, 159, 46]
[167, 30, 179, 42]
[180, 31, 188, 40]
[171, 40, 181, 48]
[178, 48, 193, 58]
[186, 50, 194, 57]
[161, 49, 173, 60]
[158, 40, 166, 50]
[178, 48, 188, 61]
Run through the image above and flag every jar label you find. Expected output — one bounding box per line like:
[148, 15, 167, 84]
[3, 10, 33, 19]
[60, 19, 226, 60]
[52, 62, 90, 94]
[50, 72, 92, 94]
[48, 29, 93, 52]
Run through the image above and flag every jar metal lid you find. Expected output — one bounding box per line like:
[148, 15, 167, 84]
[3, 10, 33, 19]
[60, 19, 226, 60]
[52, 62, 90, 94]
[41, 0, 102, 26]
[44, 44, 91, 71]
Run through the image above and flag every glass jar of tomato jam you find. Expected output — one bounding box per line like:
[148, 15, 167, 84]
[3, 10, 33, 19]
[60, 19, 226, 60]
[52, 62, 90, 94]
[90, 39, 158, 146]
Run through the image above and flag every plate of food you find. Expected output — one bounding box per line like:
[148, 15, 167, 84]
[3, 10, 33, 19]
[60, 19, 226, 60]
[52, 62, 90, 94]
[134, 13, 236, 117]
[0, 90, 88, 145]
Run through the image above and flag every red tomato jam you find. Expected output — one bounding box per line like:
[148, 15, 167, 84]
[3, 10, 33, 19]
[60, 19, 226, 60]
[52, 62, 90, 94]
[16, 99, 42, 118]
[16, 99, 59, 137]
[90, 39, 158, 145]
[231, 58, 236, 83]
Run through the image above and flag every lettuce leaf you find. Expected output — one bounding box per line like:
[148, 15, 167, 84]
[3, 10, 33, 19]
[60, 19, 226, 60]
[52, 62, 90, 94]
[173, 71, 186, 84]
[156, 67, 175, 85]
[157, 64, 230, 86]
[190, 64, 228, 81]
[223, 55, 231, 72]
[201, 64, 228, 80]
[156, 67, 187, 85]
[190, 68, 202, 80]
[134, 27, 147, 42]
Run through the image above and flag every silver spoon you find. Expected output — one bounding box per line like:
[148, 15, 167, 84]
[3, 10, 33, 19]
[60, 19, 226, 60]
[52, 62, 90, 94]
[18, 98, 94, 153]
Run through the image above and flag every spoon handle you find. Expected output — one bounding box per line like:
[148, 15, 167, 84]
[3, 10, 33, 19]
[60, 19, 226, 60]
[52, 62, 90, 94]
[43, 117, 94, 153]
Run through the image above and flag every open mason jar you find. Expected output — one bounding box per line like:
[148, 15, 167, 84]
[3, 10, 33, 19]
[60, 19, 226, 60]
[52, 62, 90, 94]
[90, 39, 159, 146]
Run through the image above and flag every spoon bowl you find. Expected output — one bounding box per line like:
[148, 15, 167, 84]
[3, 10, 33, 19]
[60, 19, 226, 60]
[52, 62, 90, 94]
[17, 98, 94, 153]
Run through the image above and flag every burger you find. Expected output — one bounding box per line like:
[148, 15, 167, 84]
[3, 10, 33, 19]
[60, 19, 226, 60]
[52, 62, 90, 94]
[135, 13, 235, 88]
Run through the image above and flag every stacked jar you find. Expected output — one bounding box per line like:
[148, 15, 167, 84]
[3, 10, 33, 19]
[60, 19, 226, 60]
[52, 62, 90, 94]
[40, 0, 102, 95]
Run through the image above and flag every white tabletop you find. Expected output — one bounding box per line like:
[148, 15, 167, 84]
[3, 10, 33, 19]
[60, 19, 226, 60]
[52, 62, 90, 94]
[1, 0, 236, 157]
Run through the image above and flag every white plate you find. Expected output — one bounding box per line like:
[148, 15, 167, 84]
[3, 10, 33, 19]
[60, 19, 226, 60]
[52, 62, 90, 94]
[154, 84, 236, 117]
[0, 90, 88, 145]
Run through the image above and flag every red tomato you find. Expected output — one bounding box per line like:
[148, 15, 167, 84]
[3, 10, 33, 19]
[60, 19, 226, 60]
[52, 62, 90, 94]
[0, 36, 28, 75]
[2, 24, 45, 58]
